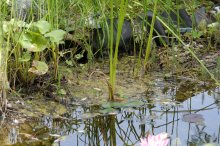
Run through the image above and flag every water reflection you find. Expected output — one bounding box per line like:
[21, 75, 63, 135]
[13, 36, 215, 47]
[59, 88, 220, 146]
[1, 88, 220, 146]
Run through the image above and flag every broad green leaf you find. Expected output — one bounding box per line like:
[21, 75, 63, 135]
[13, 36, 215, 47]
[19, 52, 31, 62]
[45, 30, 66, 44]
[34, 20, 51, 34]
[28, 60, 48, 75]
[19, 31, 48, 52]
[19, 32, 35, 49]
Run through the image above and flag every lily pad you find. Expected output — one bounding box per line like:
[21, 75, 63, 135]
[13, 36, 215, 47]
[81, 113, 100, 119]
[124, 100, 144, 107]
[102, 102, 125, 109]
[182, 113, 204, 125]
[99, 108, 118, 114]
[102, 100, 144, 109]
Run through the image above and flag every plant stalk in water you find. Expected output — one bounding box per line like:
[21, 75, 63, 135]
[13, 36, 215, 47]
[109, 0, 128, 100]
[144, 0, 158, 64]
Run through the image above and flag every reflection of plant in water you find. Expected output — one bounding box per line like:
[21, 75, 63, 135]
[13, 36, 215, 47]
[55, 106, 148, 146]
[189, 125, 217, 145]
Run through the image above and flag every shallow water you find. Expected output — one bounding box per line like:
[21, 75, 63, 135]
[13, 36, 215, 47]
[1, 87, 220, 146]
[58, 88, 220, 146]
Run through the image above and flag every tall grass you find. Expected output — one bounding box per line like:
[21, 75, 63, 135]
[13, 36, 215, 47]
[144, 0, 158, 64]
[109, 0, 128, 100]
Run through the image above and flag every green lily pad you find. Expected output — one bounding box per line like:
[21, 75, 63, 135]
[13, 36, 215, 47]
[102, 100, 144, 109]
[182, 113, 204, 125]
[124, 100, 144, 107]
[99, 108, 118, 114]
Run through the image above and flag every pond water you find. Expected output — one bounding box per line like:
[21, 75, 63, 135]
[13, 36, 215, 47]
[58, 87, 220, 146]
[1, 87, 220, 146]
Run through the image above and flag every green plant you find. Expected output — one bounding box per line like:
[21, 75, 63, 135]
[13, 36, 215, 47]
[3, 19, 66, 85]
[144, 0, 159, 64]
[109, 0, 128, 100]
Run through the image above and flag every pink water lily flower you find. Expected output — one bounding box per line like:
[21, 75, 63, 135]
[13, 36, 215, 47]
[140, 132, 169, 146]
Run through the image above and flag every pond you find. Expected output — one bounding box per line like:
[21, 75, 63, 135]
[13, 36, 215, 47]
[1, 86, 219, 146]
[59, 87, 220, 146]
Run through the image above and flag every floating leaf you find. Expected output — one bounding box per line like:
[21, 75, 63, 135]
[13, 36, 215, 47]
[102, 100, 144, 109]
[182, 113, 204, 125]
[81, 113, 100, 119]
[102, 102, 125, 109]
[28, 60, 48, 75]
[124, 100, 144, 107]
[45, 29, 66, 44]
[99, 108, 118, 114]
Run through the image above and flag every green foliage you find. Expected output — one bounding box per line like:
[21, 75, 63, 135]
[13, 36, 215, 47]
[19, 31, 48, 52]
[45, 29, 66, 44]
[2, 19, 66, 85]
[109, 0, 128, 100]
[34, 20, 51, 35]
[192, 30, 203, 39]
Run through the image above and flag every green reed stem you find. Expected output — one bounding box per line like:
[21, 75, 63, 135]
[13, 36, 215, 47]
[144, 0, 158, 64]
[109, 0, 128, 100]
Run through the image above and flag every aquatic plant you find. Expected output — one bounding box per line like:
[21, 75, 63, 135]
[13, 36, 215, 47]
[109, 0, 128, 100]
[140, 132, 169, 146]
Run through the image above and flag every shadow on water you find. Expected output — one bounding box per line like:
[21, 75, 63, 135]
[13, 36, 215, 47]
[1, 87, 220, 146]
